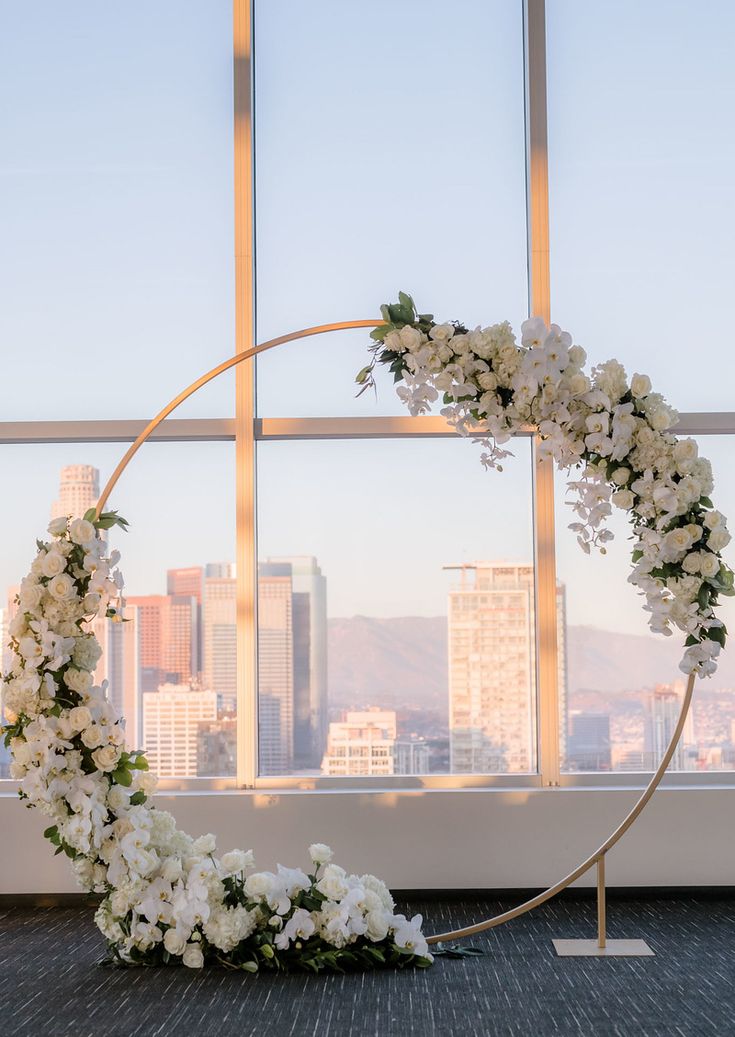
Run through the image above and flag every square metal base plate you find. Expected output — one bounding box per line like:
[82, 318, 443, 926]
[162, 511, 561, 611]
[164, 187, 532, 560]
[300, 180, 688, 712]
[553, 939, 654, 957]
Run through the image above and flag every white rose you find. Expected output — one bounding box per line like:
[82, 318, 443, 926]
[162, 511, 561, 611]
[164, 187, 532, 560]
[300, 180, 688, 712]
[704, 510, 725, 530]
[93, 745, 120, 772]
[611, 489, 635, 510]
[664, 528, 692, 556]
[244, 872, 273, 900]
[19, 582, 44, 612]
[220, 849, 254, 876]
[64, 668, 93, 694]
[398, 325, 423, 352]
[40, 550, 67, 579]
[48, 574, 76, 601]
[308, 843, 333, 866]
[47, 516, 69, 536]
[631, 373, 652, 398]
[429, 322, 455, 343]
[81, 724, 105, 749]
[649, 407, 674, 431]
[193, 833, 217, 855]
[682, 553, 702, 574]
[699, 552, 721, 579]
[70, 518, 96, 545]
[568, 372, 590, 395]
[68, 705, 92, 732]
[182, 943, 205, 969]
[107, 785, 129, 812]
[164, 928, 189, 956]
[611, 467, 631, 486]
[708, 527, 731, 552]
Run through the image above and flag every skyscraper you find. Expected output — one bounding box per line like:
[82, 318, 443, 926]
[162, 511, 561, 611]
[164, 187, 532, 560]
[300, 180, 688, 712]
[126, 594, 197, 693]
[142, 684, 217, 777]
[203, 568, 237, 711]
[321, 709, 396, 777]
[446, 562, 567, 774]
[257, 571, 294, 774]
[568, 712, 611, 771]
[168, 567, 204, 674]
[260, 557, 328, 770]
[50, 464, 99, 520]
[644, 682, 694, 771]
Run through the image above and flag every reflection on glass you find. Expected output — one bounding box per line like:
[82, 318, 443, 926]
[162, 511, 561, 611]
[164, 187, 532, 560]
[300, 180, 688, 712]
[256, 437, 537, 777]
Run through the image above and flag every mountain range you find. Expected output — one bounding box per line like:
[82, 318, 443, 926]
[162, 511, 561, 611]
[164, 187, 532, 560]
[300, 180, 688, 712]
[327, 617, 735, 716]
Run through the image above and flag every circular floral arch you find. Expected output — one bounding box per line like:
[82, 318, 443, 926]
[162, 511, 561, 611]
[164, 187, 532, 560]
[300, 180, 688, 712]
[3, 296, 731, 969]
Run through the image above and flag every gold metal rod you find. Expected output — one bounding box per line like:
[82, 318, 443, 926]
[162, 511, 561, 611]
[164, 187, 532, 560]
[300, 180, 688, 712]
[94, 320, 382, 517]
[597, 855, 606, 949]
[426, 671, 696, 943]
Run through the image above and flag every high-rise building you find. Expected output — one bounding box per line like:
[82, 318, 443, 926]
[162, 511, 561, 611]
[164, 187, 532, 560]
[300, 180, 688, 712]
[394, 737, 430, 775]
[197, 717, 237, 777]
[167, 567, 204, 674]
[260, 557, 327, 771]
[50, 464, 99, 520]
[126, 594, 197, 693]
[567, 712, 611, 771]
[258, 572, 294, 775]
[446, 562, 567, 774]
[142, 684, 217, 776]
[321, 709, 396, 777]
[644, 682, 694, 771]
[203, 570, 237, 711]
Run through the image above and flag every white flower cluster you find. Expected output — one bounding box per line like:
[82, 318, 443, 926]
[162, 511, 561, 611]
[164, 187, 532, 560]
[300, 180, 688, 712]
[367, 302, 734, 676]
[2, 516, 432, 972]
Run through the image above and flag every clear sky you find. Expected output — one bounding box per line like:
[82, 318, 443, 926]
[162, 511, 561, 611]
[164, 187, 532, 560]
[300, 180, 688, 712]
[2, 2, 734, 642]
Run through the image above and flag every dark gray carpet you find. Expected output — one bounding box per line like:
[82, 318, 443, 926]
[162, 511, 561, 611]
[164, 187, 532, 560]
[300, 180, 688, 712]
[1, 895, 734, 1037]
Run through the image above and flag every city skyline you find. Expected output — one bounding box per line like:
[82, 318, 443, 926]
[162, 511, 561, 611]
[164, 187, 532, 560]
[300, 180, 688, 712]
[3, 463, 735, 781]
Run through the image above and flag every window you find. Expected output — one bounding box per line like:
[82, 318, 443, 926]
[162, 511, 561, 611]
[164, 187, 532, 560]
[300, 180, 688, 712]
[2, 1, 733, 795]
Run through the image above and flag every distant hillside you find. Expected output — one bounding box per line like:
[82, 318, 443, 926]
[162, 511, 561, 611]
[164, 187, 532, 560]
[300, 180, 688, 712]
[327, 616, 447, 712]
[326, 617, 735, 713]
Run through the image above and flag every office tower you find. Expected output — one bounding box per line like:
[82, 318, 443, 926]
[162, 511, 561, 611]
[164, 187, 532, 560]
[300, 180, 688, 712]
[260, 557, 327, 770]
[258, 572, 294, 774]
[167, 567, 203, 674]
[197, 717, 237, 777]
[446, 562, 567, 774]
[321, 709, 397, 777]
[568, 712, 611, 771]
[644, 682, 693, 771]
[394, 737, 430, 775]
[203, 571, 237, 711]
[50, 464, 99, 520]
[125, 594, 196, 693]
[142, 684, 217, 777]
[90, 605, 141, 749]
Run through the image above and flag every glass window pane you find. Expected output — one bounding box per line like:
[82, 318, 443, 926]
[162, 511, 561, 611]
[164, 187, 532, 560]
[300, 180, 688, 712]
[0, 3, 234, 419]
[254, 0, 528, 416]
[547, 2, 735, 409]
[256, 436, 536, 777]
[557, 436, 735, 773]
[0, 441, 236, 780]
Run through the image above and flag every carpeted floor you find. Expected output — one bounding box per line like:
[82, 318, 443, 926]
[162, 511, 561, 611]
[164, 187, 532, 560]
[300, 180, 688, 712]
[1, 895, 734, 1037]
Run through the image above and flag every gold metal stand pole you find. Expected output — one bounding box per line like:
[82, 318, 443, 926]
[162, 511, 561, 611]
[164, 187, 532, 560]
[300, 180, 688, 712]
[597, 856, 606, 950]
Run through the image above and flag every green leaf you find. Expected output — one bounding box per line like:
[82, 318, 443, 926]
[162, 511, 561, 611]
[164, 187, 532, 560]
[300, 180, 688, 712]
[83, 507, 97, 523]
[130, 755, 149, 770]
[112, 767, 133, 787]
[43, 825, 58, 840]
[129, 791, 147, 806]
[355, 366, 371, 385]
[685, 634, 700, 646]
[700, 497, 714, 509]
[709, 626, 727, 646]
[398, 291, 415, 316]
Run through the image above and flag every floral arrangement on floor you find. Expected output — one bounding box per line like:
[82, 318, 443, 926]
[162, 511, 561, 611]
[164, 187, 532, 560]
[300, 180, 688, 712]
[358, 294, 733, 677]
[2, 512, 432, 972]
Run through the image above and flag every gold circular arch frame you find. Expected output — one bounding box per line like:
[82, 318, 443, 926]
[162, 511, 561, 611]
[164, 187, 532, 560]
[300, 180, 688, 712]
[95, 319, 697, 946]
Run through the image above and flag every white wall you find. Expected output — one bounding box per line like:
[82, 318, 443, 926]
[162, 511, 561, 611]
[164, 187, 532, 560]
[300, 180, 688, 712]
[2, 786, 734, 895]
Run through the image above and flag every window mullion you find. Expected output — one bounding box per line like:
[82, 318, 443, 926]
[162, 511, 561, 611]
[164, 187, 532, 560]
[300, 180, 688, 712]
[524, 0, 561, 785]
[234, 0, 257, 788]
